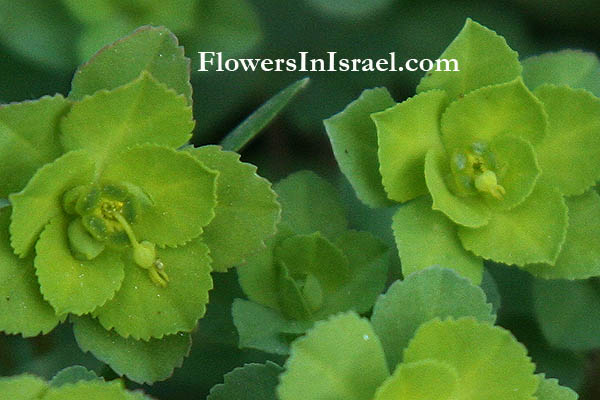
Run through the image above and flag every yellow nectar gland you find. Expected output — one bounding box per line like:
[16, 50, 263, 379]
[112, 212, 169, 288]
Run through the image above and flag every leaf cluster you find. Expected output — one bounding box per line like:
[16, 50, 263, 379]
[0, 26, 280, 384]
[325, 19, 600, 283]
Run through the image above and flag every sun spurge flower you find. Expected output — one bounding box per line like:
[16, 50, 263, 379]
[276, 268, 578, 400]
[0, 26, 279, 384]
[233, 171, 389, 354]
[325, 19, 600, 284]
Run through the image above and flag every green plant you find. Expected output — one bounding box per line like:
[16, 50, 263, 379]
[0, 26, 280, 384]
[325, 19, 600, 284]
[210, 268, 578, 400]
[0, 366, 152, 399]
[233, 171, 390, 354]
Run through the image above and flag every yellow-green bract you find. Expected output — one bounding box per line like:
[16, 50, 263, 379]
[0, 26, 280, 384]
[325, 18, 600, 283]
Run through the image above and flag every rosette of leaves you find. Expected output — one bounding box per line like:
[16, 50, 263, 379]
[0, 366, 152, 400]
[0, 26, 280, 384]
[233, 171, 390, 355]
[209, 268, 578, 399]
[325, 18, 600, 284]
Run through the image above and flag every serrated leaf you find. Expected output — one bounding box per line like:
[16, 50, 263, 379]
[324, 230, 389, 315]
[70, 26, 192, 105]
[208, 362, 283, 400]
[189, 145, 280, 272]
[371, 267, 495, 369]
[534, 279, 600, 351]
[277, 312, 389, 400]
[221, 78, 309, 152]
[424, 149, 490, 228]
[373, 360, 458, 400]
[525, 190, 600, 279]
[236, 234, 282, 311]
[50, 366, 101, 387]
[274, 171, 348, 238]
[404, 318, 538, 400]
[324, 87, 396, 208]
[0, 95, 69, 197]
[535, 374, 579, 400]
[100, 144, 217, 248]
[232, 299, 311, 355]
[440, 78, 547, 152]
[43, 377, 145, 399]
[392, 196, 484, 284]
[72, 316, 191, 384]
[458, 181, 568, 266]
[93, 236, 212, 340]
[9, 150, 96, 257]
[61, 72, 194, 168]
[417, 18, 522, 100]
[34, 215, 124, 316]
[275, 232, 351, 299]
[481, 269, 501, 314]
[0, 209, 62, 336]
[0, 374, 48, 400]
[533, 85, 600, 196]
[485, 135, 541, 210]
[522, 50, 600, 96]
[373, 90, 448, 203]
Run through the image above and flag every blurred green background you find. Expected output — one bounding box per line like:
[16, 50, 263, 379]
[1, 0, 599, 398]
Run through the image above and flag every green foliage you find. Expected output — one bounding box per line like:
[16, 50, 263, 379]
[207, 362, 283, 400]
[0, 368, 151, 399]
[0, 1, 262, 70]
[326, 18, 600, 281]
[522, 51, 600, 96]
[221, 77, 310, 152]
[73, 316, 191, 384]
[235, 171, 389, 354]
[371, 267, 495, 369]
[533, 279, 600, 351]
[535, 375, 579, 400]
[0, 26, 280, 384]
[392, 196, 483, 284]
[324, 87, 395, 207]
[274, 267, 575, 400]
[50, 366, 101, 386]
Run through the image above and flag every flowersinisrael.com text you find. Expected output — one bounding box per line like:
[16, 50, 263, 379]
[197, 51, 459, 73]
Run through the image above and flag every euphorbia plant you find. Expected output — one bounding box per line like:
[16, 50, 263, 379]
[209, 268, 578, 400]
[0, 26, 280, 384]
[233, 171, 390, 354]
[325, 18, 600, 284]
